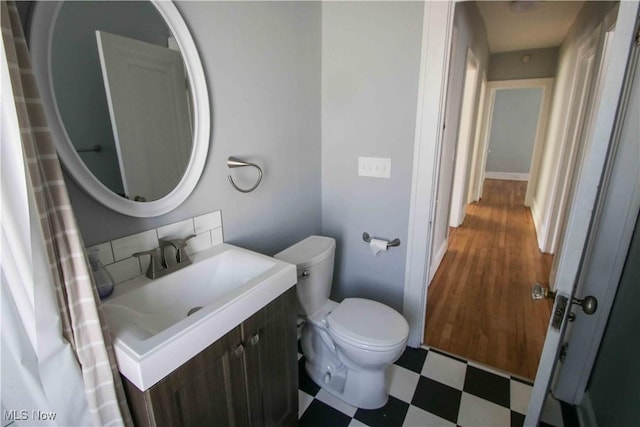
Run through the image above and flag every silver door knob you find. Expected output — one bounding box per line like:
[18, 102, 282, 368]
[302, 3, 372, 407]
[532, 283, 597, 316]
[572, 295, 598, 315]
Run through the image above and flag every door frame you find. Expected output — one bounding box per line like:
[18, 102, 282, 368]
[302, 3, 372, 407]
[403, 1, 455, 348]
[526, 4, 639, 421]
[538, 26, 603, 257]
[550, 15, 640, 406]
[448, 48, 481, 227]
[475, 78, 554, 208]
[467, 73, 487, 203]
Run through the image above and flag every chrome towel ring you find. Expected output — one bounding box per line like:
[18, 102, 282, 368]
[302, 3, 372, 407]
[227, 156, 263, 193]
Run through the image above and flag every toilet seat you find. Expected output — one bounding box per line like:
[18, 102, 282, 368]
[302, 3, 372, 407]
[327, 298, 409, 351]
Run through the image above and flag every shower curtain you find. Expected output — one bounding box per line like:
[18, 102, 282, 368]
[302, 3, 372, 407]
[1, 2, 132, 425]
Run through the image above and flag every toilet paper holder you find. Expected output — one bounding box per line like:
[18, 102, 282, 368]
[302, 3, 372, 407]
[362, 232, 401, 249]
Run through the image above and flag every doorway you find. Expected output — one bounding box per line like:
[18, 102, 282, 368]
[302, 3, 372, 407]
[420, 1, 617, 381]
[426, 78, 554, 380]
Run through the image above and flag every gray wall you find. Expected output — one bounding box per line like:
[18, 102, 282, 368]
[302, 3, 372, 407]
[37, 1, 426, 314]
[52, 1, 170, 195]
[485, 87, 543, 175]
[488, 47, 559, 81]
[64, 1, 322, 256]
[588, 214, 640, 425]
[321, 1, 423, 312]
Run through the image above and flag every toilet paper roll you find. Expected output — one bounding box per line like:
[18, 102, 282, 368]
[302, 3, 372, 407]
[369, 238, 388, 256]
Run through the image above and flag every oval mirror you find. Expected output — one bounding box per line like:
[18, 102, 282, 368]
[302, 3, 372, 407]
[29, 0, 210, 217]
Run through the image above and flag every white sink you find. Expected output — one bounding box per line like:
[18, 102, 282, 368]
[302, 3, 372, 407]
[102, 243, 296, 391]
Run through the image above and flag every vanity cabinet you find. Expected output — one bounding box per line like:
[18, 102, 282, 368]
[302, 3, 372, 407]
[122, 287, 298, 427]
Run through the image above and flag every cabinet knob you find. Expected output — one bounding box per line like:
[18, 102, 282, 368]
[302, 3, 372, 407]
[249, 333, 260, 346]
[232, 343, 245, 358]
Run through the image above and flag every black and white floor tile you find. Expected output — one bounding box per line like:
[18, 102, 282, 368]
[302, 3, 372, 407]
[298, 346, 569, 427]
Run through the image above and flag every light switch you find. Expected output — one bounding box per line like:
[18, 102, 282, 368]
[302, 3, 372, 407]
[358, 157, 391, 178]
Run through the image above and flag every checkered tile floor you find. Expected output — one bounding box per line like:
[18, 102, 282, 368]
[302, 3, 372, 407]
[298, 345, 567, 427]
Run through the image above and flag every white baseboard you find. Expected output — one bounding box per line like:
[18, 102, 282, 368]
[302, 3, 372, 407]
[576, 392, 597, 427]
[484, 171, 530, 181]
[428, 238, 448, 285]
[529, 196, 552, 253]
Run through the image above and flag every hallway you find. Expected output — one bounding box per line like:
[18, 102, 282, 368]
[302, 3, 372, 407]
[424, 179, 553, 380]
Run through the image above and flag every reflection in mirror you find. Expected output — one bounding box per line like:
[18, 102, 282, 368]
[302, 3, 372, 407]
[51, 1, 192, 201]
[31, 0, 209, 217]
[96, 31, 192, 201]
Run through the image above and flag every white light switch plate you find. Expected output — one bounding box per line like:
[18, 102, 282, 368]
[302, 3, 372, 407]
[358, 157, 391, 178]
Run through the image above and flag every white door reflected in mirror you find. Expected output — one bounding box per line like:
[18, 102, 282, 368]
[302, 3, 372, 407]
[96, 31, 193, 202]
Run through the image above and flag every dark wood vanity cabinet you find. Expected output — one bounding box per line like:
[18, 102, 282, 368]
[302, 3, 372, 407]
[123, 287, 298, 427]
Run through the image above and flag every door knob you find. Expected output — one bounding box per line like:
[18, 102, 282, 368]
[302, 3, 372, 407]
[531, 283, 556, 300]
[572, 295, 598, 315]
[532, 283, 597, 315]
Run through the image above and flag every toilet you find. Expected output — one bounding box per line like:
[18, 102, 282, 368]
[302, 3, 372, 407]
[275, 235, 409, 409]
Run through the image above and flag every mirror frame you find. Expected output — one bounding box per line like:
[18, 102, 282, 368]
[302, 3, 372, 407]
[30, 0, 210, 217]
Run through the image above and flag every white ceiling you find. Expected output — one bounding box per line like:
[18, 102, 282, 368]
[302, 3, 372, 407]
[476, 1, 585, 53]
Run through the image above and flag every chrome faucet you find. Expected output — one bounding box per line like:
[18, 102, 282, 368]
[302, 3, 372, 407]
[132, 247, 163, 279]
[133, 234, 196, 279]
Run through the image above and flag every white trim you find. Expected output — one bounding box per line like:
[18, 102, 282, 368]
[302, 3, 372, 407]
[576, 393, 597, 427]
[402, 1, 455, 348]
[484, 172, 530, 181]
[530, 196, 546, 252]
[468, 73, 488, 202]
[29, 1, 210, 218]
[476, 78, 554, 208]
[543, 32, 600, 255]
[449, 48, 481, 227]
[428, 238, 448, 284]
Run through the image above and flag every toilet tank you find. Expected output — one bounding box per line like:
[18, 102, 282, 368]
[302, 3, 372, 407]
[274, 236, 336, 316]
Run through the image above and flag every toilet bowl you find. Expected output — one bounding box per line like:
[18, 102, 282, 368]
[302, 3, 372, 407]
[275, 236, 409, 409]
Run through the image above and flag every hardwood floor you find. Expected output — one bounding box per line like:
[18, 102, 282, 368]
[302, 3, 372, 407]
[424, 179, 553, 380]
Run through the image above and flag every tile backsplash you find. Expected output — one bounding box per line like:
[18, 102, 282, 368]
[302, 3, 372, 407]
[87, 210, 224, 285]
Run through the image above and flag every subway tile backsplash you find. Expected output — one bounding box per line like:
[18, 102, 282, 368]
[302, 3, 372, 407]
[111, 229, 157, 262]
[87, 210, 224, 285]
[156, 218, 195, 240]
[194, 211, 222, 234]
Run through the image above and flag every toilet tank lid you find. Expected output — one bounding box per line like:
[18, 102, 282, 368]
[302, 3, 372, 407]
[274, 235, 335, 269]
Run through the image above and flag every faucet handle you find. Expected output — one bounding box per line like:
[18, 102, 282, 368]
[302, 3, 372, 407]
[132, 248, 163, 279]
[159, 234, 195, 248]
[175, 234, 196, 246]
[159, 234, 196, 264]
[175, 234, 196, 263]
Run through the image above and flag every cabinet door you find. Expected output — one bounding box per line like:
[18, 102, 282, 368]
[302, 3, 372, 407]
[124, 325, 250, 427]
[243, 288, 298, 427]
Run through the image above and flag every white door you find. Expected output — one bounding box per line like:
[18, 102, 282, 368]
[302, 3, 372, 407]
[448, 49, 480, 227]
[96, 31, 192, 202]
[525, 2, 639, 423]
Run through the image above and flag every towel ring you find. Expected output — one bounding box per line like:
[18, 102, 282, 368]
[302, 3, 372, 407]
[227, 156, 263, 193]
